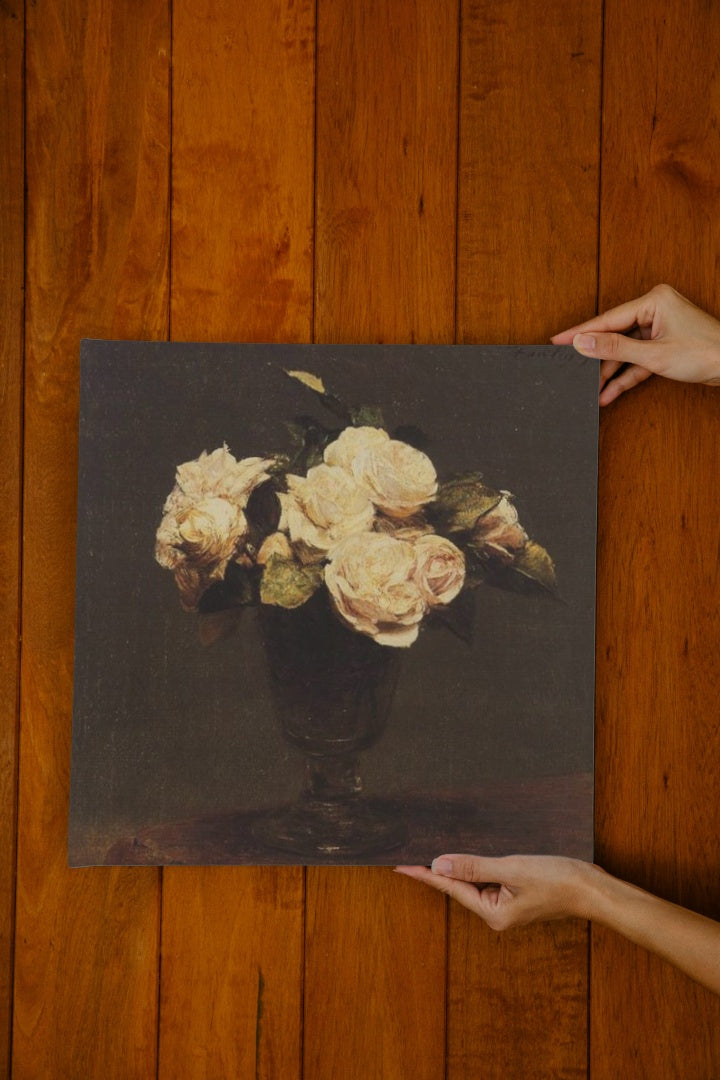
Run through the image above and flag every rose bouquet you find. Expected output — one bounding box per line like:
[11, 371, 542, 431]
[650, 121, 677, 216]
[155, 370, 556, 647]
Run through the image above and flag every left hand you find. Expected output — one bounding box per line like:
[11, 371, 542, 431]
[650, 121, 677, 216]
[395, 854, 600, 929]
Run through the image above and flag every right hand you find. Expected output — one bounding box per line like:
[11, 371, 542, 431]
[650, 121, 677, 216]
[551, 284, 720, 405]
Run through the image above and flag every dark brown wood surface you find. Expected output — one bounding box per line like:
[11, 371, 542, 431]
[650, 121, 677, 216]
[3, 1, 719, 1076]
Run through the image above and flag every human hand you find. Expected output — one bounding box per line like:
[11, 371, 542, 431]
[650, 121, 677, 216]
[551, 283, 720, 405]
[395, 854, 603, 930]
[397, 854, 720, 994]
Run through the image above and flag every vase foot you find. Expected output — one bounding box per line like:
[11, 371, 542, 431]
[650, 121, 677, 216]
[251, 796, 407, 859]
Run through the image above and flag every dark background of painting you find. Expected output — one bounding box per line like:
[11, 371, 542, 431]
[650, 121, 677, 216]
[69, 342, 598, 863]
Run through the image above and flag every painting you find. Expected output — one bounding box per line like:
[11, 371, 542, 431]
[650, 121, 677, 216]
[69, 342, 598, 866]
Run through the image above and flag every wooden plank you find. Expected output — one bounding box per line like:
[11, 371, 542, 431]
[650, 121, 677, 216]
[457, 0, 603, 343]
[306, 2, 457, 1076]
[158, 2, 313, 1075]
[450, 2, 602, 1076]
[314, 0, 458, 346]
[593, 1, 720, 1073]
[13, 1, 169, 1076]
[0, 1, 24, 1072]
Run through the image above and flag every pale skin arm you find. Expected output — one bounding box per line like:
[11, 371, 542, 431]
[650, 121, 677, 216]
[395, 855, 720, 996]
[551, 283, 720, 405]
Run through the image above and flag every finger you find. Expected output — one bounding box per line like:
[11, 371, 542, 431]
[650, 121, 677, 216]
[431, 853, 509, 884]
[572, 331, 667, 372]
[551, 291, 659, 342]
[598, 357, 623, 391]
[394, 865, 432, 881]
[599, 365, 653, 406]
[395, 866, 486, 914]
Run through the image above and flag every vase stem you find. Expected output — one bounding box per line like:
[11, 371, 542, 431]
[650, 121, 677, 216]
[307, 756, 362, 800]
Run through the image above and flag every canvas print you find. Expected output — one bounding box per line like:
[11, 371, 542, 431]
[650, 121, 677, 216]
[69, 342, 598, 866]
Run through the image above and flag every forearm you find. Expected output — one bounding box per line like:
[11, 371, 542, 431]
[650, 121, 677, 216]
[579, 865, 720, 995]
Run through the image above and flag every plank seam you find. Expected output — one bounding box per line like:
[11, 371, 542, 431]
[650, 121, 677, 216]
[168, 0, 174, 343]
[155, 869, 164, 1080]
[447, 3, 463, 1073]
[8, 2, 27, 1073]
[595, 0, 606, 317]
[301, 865, 307, 1080]
[303, 2, 317, 1072]
[587, 921, 592, 1078]
[590, 3, 605, 1072]
[443, 896, 450, 1080]
[157, 1, 172, 1074]
[453, 0, 463, 348]
[311, 0, 318, 349]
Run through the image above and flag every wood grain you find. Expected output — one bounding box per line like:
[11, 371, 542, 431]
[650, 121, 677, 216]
[160, 869, 303, 1080]
[13, 1, 169, 1075]
[160, 2, 314, 1075]
[314, 0, 458, 346]
[450, 2, 602, 1075]
[456, 0, 602, 343]
[0, 1, 24, 1072]
[6, 0, 720, 1072]
[594, 382, 720, 1075]
[594, 4, 720, 1068]
[307, 2, 457, 1076]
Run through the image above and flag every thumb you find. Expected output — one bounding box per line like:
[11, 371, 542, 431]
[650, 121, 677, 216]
[431, 854, 505, 883]
[573, 331, 664, 372]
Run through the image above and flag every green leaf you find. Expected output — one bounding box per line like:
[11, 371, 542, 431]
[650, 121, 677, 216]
[283, 366, 357, 425]
[431, 472, 503, 533]
[512, 540, 557, 592]
[285, 416, 339, 474]
[349, 403, 385, 428]
[475, 540, 558, 598]
[260, 555, 324, 609]
[285, 369, 326, 394]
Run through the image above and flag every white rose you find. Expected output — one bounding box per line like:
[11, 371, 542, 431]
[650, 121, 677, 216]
[177, 497, 247, 565]
[278, 464, 375, 558]
[324, 426, 391, 471]
[325, 426, 438, 518]
[413, 534, 466, 606]
[155, 445, 273, 608]
[325, 533, 427, 647]
[156, 496, 246, 568]
[170, 445, 273, 511]
[472, 492, 528, 563]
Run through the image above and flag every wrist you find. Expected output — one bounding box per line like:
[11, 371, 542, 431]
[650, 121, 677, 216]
[574, 862, 662, 930]
[566, 860, 625, 922]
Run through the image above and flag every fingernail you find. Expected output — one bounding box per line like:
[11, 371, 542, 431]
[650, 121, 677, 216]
[574, 333, 596, 352]
[431, 857, 453, 875]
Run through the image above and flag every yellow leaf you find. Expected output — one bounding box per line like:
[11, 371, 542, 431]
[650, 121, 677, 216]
[285, 369, 326, 395]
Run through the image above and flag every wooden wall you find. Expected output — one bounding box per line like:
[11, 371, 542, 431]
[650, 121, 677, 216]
[2, 0, 719, 1075]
